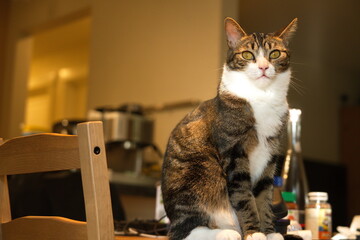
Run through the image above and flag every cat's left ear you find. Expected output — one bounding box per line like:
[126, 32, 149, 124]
[225, 17, 247, 49]
[275, 18, 298, 45]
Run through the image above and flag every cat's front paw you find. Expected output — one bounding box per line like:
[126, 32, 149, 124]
[246, 232, 266, 240]
[215, 229, 241, 240]
[266, 233, 284, 240]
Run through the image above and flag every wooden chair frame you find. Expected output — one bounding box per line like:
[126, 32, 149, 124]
[0, 121, 114, 240]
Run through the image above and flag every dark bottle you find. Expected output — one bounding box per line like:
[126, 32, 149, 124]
[281, 109, 309, 227]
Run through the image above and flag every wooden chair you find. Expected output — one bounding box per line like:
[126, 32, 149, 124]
[0, 121, 114, 240]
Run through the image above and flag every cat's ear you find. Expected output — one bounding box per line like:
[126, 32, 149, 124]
[275, 18, 298, 45]
[225, 17, 247, 49]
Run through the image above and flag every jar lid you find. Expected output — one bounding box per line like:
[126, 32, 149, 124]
[282, 191, 296, 202]
[308, 192, 328, 201]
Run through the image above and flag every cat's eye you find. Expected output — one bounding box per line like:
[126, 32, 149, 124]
[269, 50, 281, 59]
[242, 51, 254, 60]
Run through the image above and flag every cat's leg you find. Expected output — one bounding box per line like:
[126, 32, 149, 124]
[163, 155, 234, 240]
[167, 212, 210, 240]
[227, 164, 266, 240]
[186, 227, 241, 240]
[253, 158, 283, 240]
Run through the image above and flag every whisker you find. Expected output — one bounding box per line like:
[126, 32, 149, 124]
[290, 61, 309, 66]
[291, 76, 304, 83]
[290, 77, 306, 95]
[212, 67, 224, 73]
[290, 84, 305, 95]
[291, 85, 303, 93]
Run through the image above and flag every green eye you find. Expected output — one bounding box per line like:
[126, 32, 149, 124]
[242, 51, 254, 60]
[269, 50, 281, 59]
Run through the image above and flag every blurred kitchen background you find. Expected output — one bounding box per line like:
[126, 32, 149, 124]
[0, 0, 359, 229]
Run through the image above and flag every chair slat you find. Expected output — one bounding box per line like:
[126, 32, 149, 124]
[0, 175, 11, 223]
[1, 216, 87, 240]
[0, 134, 80, 175]
[0, 122, 114, 240]
[0, 138, 12, 224]
[77, 122, 115, 240]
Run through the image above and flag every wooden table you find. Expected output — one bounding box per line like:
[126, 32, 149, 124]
[115, 237, 167, 240]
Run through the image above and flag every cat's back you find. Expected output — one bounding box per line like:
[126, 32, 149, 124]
[164, 98, 217, 160]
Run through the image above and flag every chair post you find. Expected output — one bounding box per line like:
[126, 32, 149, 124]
[76, 122, 114, 240]
[0, 138, 12, 225]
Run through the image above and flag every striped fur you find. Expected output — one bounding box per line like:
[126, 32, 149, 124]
[161, 17, 297, 240]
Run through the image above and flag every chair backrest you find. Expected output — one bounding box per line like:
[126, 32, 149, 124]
[0, 121, 114, 240]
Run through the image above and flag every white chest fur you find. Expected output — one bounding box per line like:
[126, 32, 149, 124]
[220, 67, 290, 183]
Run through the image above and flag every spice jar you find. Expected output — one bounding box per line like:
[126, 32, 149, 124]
[305, 192, 332, 239]
[282, 191, 299, 222]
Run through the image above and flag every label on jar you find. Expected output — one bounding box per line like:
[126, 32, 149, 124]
[284, 209, 299, 222]
[305, 208, 332, 239]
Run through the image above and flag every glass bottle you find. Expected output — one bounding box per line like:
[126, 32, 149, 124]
[281, 108, 309, 227]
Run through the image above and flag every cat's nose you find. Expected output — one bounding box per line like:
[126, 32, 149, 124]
[259, 66, 269, 71]
[257, 58, 269, 72]
[259, 65, 269, 75]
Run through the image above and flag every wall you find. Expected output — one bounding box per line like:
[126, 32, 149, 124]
[239, 0, 360, 163]
[1, 0, 239, 151]
[0, 0, 91, 139]
[25, 17, 90, 132]
[0, 0, 9, 124]
[3, 0, 359, 163]
[89, 0, 240, 152]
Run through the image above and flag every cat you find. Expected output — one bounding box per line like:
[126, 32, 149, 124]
[161, 17, 298, 240]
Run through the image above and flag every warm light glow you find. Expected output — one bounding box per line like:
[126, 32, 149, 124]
[289, 108, 301, 122]
[283, 151, 291, 181]
[58, 68, 72, 79]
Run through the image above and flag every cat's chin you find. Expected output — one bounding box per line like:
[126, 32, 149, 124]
[252, 76, 273, 89]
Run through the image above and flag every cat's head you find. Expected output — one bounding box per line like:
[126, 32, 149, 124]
[224, 18, 297, 90]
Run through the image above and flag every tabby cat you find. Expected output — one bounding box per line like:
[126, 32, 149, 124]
[161, 17, 298, 240]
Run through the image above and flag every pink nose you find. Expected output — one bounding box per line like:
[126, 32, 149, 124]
[259, 65, 269, 71]
[257, 58, 269, 72]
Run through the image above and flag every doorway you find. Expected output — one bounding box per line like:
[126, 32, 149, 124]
[24, 17, 91, 134]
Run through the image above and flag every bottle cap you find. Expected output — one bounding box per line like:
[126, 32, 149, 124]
[274, 176, 283, 187]
[308, 192, 328, 201]
[289, 109, 302, 122]
[282, 191, 296, 202]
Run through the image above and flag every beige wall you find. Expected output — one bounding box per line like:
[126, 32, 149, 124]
[89, 0, 239, 151]
[0, 0, 91, 139]
[5, 0, 358, 163]
[0, 0, 9, 129]
[25, 17, 90, 132]
[1, 0, 238, 152]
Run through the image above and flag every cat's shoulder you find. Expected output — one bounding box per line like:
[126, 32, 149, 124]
[179, 98, 216, 124]
[170, 99, 216, 136]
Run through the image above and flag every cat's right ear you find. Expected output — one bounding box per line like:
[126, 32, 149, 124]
[225, 17, 247, 49]
[275, 18, 298, 45]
